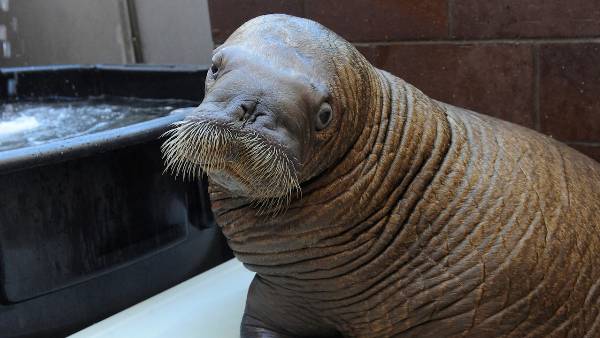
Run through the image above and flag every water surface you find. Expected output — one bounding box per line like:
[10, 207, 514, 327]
[0, 97, 196, 152]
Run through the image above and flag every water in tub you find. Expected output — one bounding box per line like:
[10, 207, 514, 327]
[0, 97, 196, 152]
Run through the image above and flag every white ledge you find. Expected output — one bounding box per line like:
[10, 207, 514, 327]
[70, 259, 254, 338]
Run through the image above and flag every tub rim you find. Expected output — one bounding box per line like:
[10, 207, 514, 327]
[0, 64, 207, 174]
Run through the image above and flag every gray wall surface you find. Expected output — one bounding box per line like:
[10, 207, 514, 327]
[0, 0, 213, 67]
[134, 0, 213, 65]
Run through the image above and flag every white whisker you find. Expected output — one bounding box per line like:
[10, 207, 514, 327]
[161, 119, 301, 217]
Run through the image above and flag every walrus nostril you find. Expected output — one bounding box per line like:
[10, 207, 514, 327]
[240, 100, 258, 123]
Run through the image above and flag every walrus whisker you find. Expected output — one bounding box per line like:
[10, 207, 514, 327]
[162, 118, 300, 215]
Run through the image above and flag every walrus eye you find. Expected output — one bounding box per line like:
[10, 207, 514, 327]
[316, 102, 332, 131]
[210, 63, 219, 79]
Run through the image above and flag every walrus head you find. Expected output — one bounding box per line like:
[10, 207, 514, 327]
[162, 14, 376, 213]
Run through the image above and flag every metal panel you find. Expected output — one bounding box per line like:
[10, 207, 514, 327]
[132, 0, 214, 65]
[0, 0, 214, 67]
[0, 0, 135, 67]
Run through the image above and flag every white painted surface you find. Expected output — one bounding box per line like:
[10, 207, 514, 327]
[70, 259, 254, 338]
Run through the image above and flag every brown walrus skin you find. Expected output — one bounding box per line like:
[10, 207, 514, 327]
[162, 14, 600, 338]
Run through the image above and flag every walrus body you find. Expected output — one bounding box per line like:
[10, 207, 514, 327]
[163, 15, 600, 338]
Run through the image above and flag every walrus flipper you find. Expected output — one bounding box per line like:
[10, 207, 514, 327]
[241, 313, 297, 338]
[241, 277, 343, 338]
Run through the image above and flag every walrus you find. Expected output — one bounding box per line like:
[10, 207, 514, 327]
[162, 14, 600, 338]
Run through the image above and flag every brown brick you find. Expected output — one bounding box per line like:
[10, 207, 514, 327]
[208, 0, 304, 44]
[359, 43, 535, 128]
[305, 0, 448, 42]
[539, 44, 600, 142]
[452, 0, 600, 39]
[568, 144, 600, 163]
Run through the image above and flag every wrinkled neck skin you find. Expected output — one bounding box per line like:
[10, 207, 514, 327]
[209, 68, 452, 291]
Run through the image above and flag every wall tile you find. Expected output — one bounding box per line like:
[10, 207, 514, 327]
[305, 0, 448, 42]
[452, 0, 600, 39]
[208, 0, 304, 44]
[540, 43, 600, 141]
[359, 43, 535, 128]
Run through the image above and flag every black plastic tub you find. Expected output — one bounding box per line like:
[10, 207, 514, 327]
[0, 65, 232, 337]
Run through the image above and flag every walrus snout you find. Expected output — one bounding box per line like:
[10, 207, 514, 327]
[182, 96, 305, 170]
[186, 98, 265, 128]
[161, 113, 301, 207]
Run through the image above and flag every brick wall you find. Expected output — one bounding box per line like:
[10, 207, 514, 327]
[208, 0, 600, 162]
